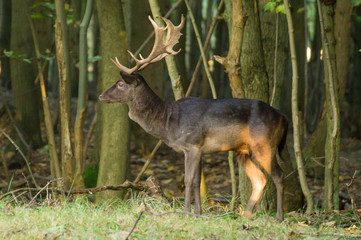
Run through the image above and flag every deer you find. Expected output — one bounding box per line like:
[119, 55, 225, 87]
[99, 15, 287, 222]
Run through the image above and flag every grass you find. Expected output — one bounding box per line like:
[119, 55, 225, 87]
[0, 194, 360, 239]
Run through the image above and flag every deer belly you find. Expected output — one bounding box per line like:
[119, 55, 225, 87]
[201, 126, 250, 153]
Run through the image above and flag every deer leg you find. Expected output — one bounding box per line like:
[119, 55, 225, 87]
[184, 148, 201, 213]
[239, 154, 267, 219]
[193, 159, 202, 215]
[270, 158, 284, 222]
[253, 144, 284, 222]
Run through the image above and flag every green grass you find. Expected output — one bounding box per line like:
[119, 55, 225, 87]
[0, 195, 360, 239]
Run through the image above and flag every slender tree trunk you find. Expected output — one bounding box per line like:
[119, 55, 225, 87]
[55, 0, 74, 189]
[318, 0, 340, 210]
[95, 0, 130, 201]
[74, 0, 94, 189]
[333, 0, 352, 209]
[27, 1, 62, 183]
[292, 1, 306, 113]
[69, 0, 82, 96]
[284, 0, 314, 214]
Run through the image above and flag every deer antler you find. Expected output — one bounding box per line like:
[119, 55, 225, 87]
[111, 15, 184, 75]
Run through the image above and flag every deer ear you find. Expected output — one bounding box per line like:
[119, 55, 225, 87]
[120, 72, 138, 84]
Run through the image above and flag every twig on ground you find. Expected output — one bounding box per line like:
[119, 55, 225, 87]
[83, 111, 97, 171]
[346, 170, 361, 226]
[0, 180, 148, 200]
[126, 196, 209, 240]
[0, 88, 30, 151]
[28, 178, 61, 207]
[0, 129, 39, 188]
[297, 231, 361, 238]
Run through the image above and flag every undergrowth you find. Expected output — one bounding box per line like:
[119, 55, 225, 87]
[0, 193, 360, 239]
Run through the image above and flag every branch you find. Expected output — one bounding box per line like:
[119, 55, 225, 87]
[184, 0, 217, 99]
[186, 0, 224, 97]
[0, 180, 149, 200]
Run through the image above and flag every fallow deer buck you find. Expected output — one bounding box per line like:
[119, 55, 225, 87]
[99, 15, 287, 222]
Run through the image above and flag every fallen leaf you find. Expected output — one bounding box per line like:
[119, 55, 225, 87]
[297, 221, 309, 227]
[161, 179, 173, 185]
[144, 169, 154, 176]
[167, 166, 175, 171]
[325, 221, 336, 227]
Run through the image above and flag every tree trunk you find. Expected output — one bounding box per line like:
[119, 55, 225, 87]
[292, 1, 306, 113]
[95, 0, 130, 201]
[303, 1, 352, 172]
[10, 0, 42, 148]
[69, 0, 82, 96]
[55, 0, 74, 189]
[0, 0, 11, 87]
[333, 0, 353, 208]
[238, 0, 272, 212]
[318, 1, 340, 210]
[259, 0, 303, 212]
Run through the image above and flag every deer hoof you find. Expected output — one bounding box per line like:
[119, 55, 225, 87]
[242, 210, 252, 219]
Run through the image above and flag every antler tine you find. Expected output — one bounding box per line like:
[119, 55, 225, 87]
[162, 15, 184, 55]
[111, 15, 184, 74]
[111, 57, 134, 75]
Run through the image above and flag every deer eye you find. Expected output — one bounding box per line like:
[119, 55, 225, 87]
[117, 81, 124, 88]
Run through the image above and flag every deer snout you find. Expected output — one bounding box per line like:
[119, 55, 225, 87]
[98, 93, 111, 103]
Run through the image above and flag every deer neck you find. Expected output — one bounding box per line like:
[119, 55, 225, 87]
[127, 85, 169, 138]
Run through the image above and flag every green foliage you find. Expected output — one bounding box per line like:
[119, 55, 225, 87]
[264, 0, 286, 14]
[31, 1, 73, 25]
[83, 165, 99, 188]
[3, 50, 32, 64]
[353, 0, 361, 7]
[88, 55, 102, 63]
[31, 1, 55, 19]
[354, 13, 361, 23]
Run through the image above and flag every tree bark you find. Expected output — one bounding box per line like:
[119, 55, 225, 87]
[10, 0, 42, 148]
[55, 0, 74, 189]
[292, 1, 306, 113]
[69, 0, 82, 96]
[74, 0, 94, 189]
[95, 0, 130, 201]
[259, 0, 303, 212]
[0, 0, 11, 87]
[333, 0, 352, 209]
[318, 0, 340, 210]
[238, 0, 271, 212]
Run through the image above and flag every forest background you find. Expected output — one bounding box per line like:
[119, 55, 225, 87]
[0, 0, 361, 237]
